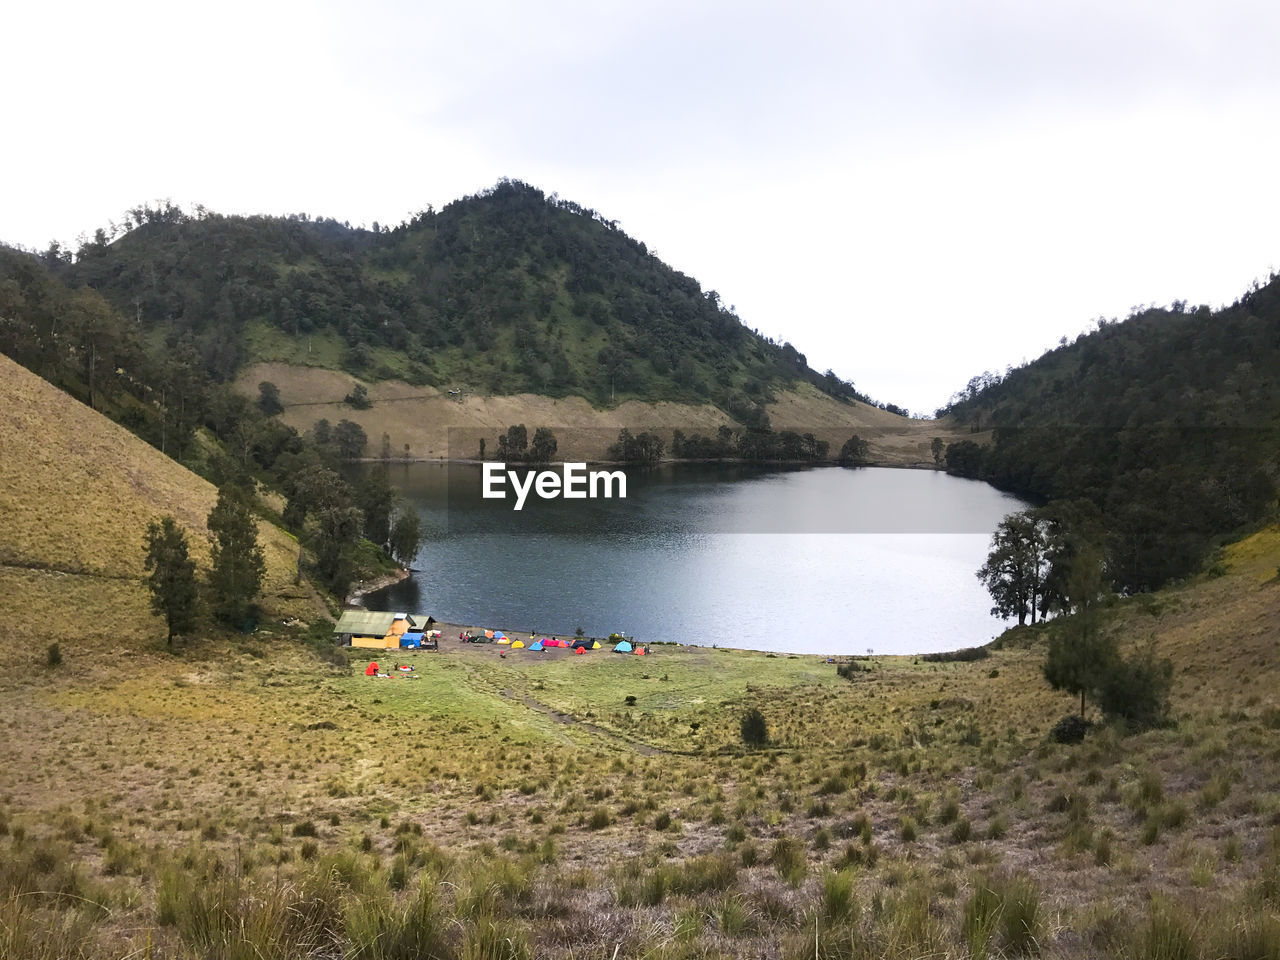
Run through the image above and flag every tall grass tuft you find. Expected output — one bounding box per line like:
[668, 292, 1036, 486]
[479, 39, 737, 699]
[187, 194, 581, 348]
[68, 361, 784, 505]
[962, 874, 1042, 957]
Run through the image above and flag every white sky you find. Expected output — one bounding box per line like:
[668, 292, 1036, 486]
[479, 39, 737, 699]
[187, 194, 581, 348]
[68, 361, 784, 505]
[5, 0, 1280, 413]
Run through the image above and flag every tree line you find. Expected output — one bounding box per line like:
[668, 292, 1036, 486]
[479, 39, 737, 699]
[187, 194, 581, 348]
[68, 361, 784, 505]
[941, 275, 1280, 593]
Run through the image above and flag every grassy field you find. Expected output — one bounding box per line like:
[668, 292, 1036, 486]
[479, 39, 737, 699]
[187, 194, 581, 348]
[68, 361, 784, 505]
[2, 523, 1279, 958]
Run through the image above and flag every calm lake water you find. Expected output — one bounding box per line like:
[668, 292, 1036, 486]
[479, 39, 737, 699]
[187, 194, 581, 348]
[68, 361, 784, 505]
[365, 463, 1028, 656]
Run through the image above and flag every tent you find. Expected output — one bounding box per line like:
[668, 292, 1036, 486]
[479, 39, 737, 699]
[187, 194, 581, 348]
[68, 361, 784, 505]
[497, 637, 511, 645]
[511, 640, 525, 648]
[634, 646, 646, 656]
[400, 632, 424, 649]
[364, 661, 379, 676]
[571, 639, 591, 650]
[613, 640, 633, 653]
[575, 646, 586, 655]
[592, 640, 602, 649]
[529, 640, 545, 651]
[493, 631, 507, 640]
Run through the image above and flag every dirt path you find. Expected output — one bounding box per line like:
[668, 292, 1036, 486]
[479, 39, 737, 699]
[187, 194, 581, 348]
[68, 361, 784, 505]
[500, 688, 668, 756]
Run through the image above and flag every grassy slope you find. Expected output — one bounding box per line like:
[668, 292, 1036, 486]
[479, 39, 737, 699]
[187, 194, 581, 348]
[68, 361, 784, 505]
[1, 443, 1278, 960]
[0, 352, 317, 652]
[238, 361, 965, 464]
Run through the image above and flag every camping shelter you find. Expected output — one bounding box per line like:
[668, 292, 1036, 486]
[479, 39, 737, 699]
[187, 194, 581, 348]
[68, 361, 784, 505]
[613, 640, 633, 653]
[512, 640, 525, 648]
[529, 640, 544, 651]
[334, 611, 433, 649]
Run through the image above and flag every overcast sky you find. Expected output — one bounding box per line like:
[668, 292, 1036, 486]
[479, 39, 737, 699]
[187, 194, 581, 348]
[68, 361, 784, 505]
[6, 0, 1280, 413]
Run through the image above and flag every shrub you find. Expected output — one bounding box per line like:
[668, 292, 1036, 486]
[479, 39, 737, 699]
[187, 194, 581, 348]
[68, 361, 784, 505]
[623, 695, 637, 706]
[45, 644, 61, 668]
[900, 817, 918, 843]
[922, 646, 990, 662]
[1049, 714, 1091, 744]
[1097, 644, 1174, 730]
[740, 708, 768, 747]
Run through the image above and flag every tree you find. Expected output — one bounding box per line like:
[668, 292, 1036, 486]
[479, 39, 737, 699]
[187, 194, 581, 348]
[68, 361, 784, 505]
[838, 434, 870, 465]
[1095, 641, 1173, 729]
[344, 383, 371, 409]
[388, 509, 423, 567]
[257, 381, 284, 415]
[143, 516, 198, 647]
[312, 418, 332, 447]
[977, 511, 1049, 626]
[1042, 545, 1115, 717]
[358, 469, 396, 548]
[931, 437, 945, 466]
[333, 419, 368, 460]
[497, 424, 528, 460]
[207, 485, 266, 625]
[530, 427, 558, 462]
[313, 503, 364, 596]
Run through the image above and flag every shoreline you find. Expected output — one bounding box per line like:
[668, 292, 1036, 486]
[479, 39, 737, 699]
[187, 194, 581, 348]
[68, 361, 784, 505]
[352, 456, 941, 470]
[345, 567, 410, 605]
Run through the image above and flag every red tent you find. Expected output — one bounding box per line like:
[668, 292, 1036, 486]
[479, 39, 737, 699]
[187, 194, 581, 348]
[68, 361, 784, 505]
[575, 647, 586, 655]
[365, 661, 379, 676]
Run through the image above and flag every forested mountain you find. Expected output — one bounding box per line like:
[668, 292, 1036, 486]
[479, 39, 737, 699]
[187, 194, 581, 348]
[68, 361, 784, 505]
[940, 279, 1280, 590]
[37, 180, 883, 419]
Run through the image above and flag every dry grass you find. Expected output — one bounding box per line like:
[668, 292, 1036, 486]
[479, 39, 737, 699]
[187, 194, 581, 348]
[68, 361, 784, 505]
[0, 353, 317, 633]
[235, 362, 959, 464]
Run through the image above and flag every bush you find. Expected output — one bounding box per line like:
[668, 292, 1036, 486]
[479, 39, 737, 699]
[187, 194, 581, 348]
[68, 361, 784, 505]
[836, 660, 869, 679]
[45, 643, 61, 668]
[1049, 714, 1092, 744]
[922, 646, 990, 663]
[1097, 644, 1174, 730]
[740, 708, 768, 747]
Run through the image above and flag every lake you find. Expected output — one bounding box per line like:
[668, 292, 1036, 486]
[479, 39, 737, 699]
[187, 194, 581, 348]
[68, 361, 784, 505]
[364, 463, 1028, 655]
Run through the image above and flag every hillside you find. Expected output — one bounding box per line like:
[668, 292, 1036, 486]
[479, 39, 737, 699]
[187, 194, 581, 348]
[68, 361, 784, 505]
[235, 361, 956, 464]
[0, 352, 317, 658]
[939, 277, 1280, 589]
[62, 182, 891, 419]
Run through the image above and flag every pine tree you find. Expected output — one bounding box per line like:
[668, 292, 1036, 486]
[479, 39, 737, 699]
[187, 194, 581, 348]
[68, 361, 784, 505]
[143, 516, 198, 647]
[207, 485, 266, 626]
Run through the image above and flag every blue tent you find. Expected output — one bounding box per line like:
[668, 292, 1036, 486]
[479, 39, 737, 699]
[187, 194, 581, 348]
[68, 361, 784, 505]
[400, 632, 424, 649]
[613, 640, 633, 653]
[529, 640, 545, 651]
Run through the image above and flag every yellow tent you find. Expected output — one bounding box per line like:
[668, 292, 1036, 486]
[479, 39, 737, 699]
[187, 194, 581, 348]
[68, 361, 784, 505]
[591, 640, 602, 649]
[511, 640, 525, 648]
[497, 637, 511, 645]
